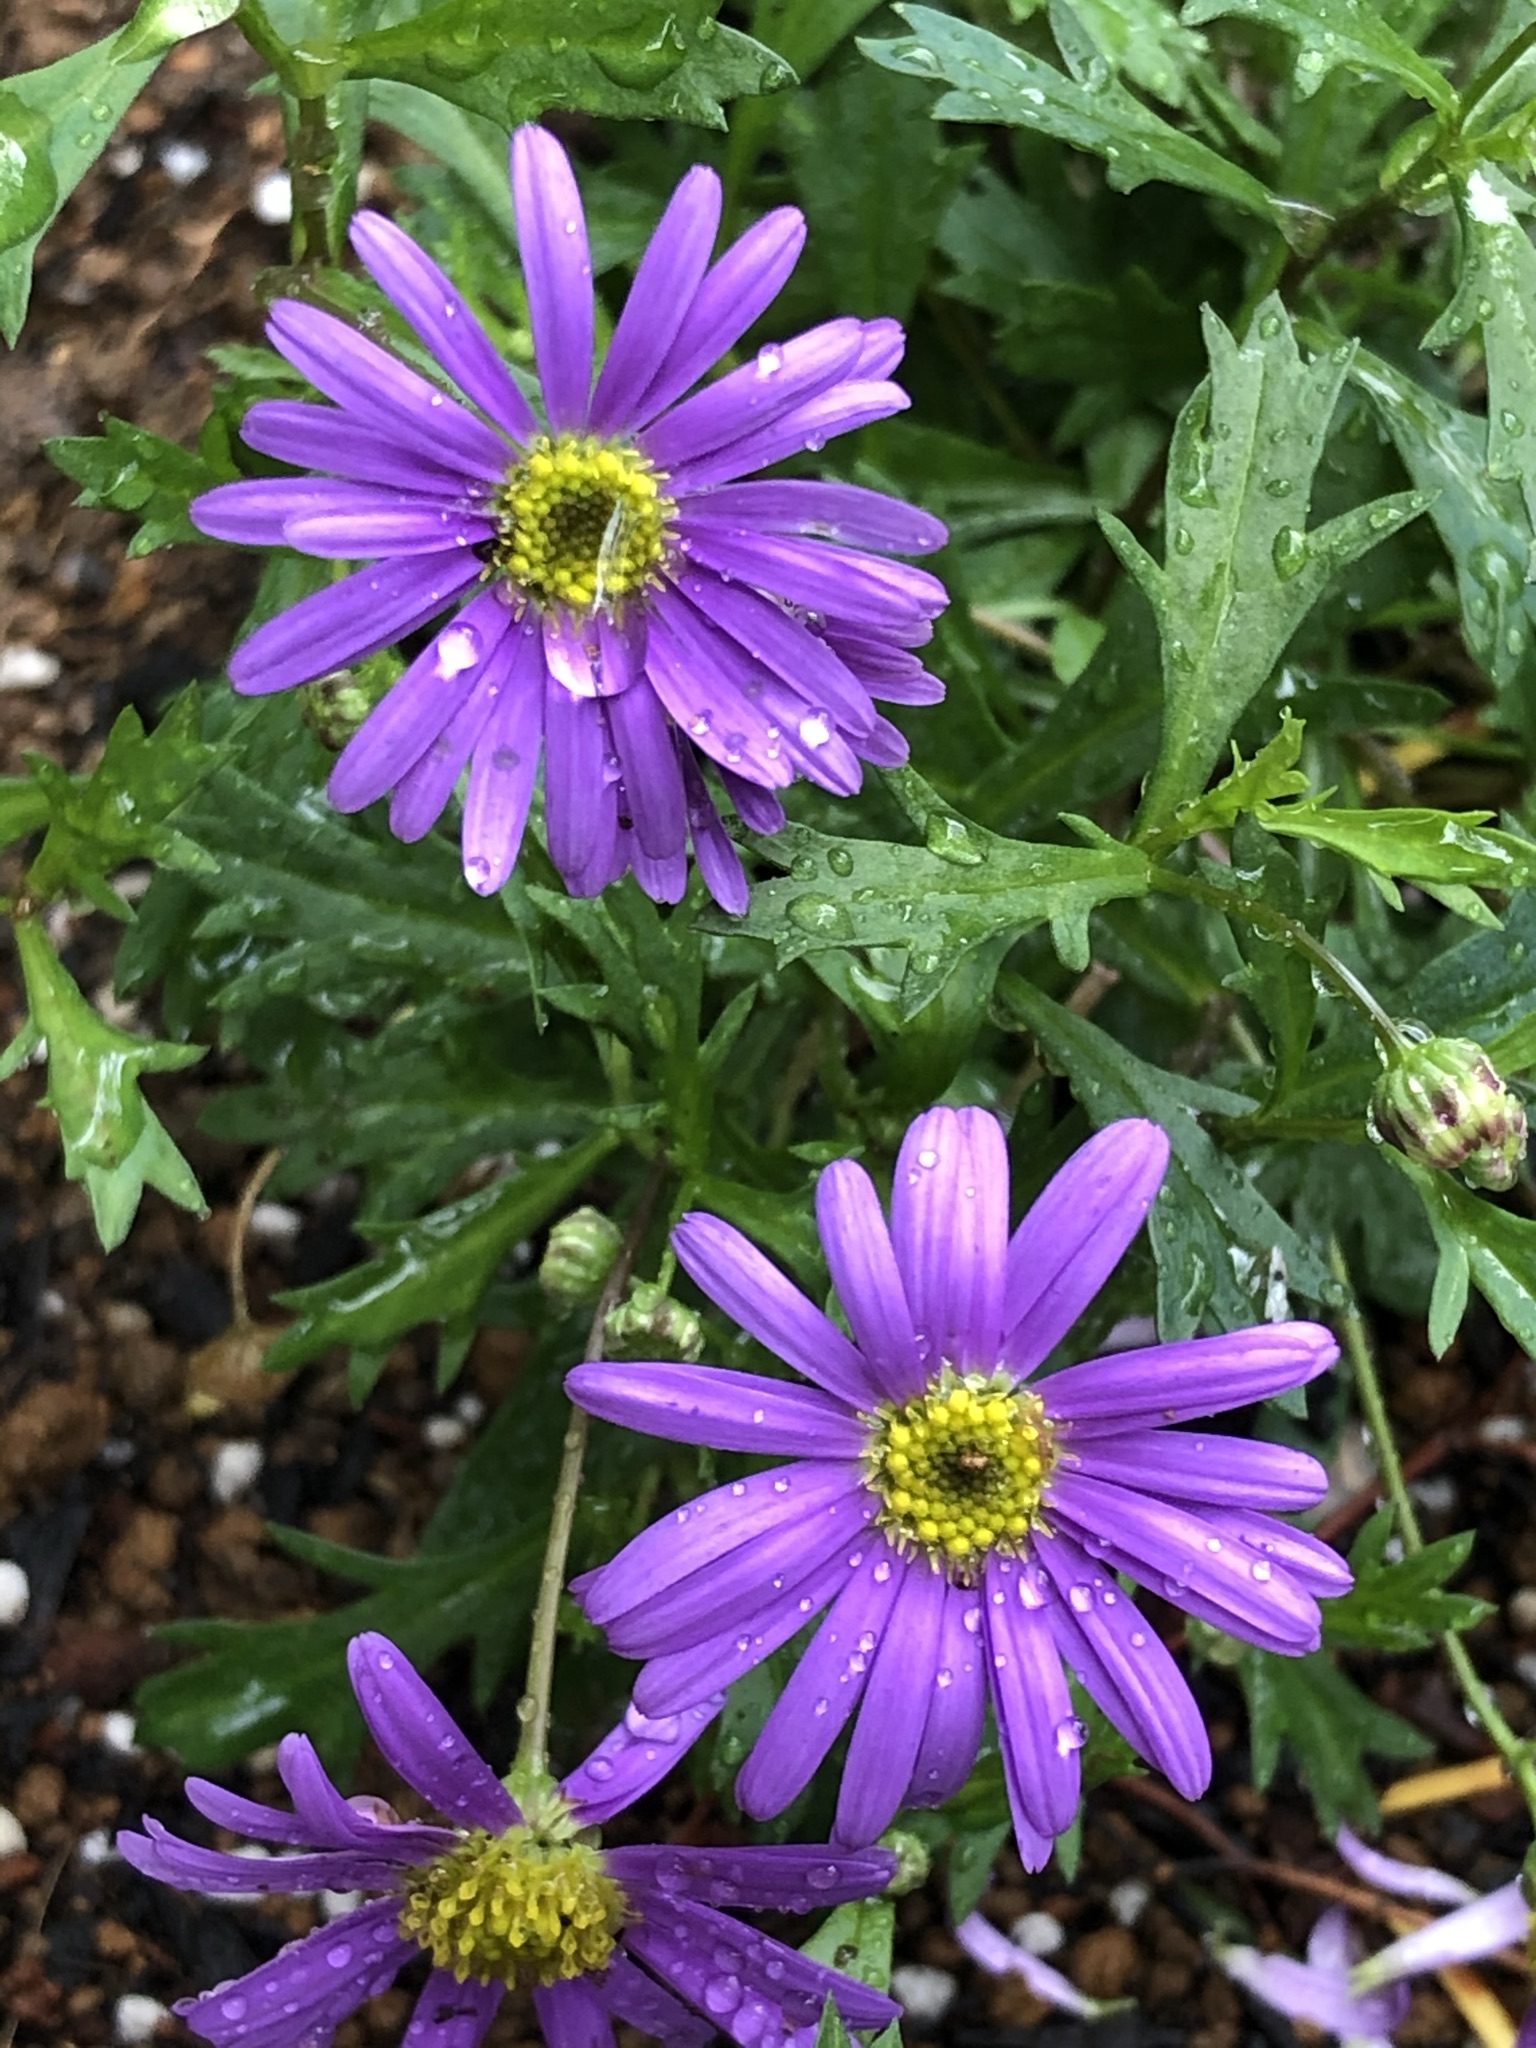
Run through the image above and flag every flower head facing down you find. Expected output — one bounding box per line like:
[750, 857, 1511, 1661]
[118, 1633, 899, 2048]
[566, 1109, 1348, 1867]
[193, 125, 948, 912]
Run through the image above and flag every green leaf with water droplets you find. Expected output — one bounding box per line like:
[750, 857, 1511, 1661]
[1117, 296, 1428, 839]
[1253, 795, 1536, 896]
[0, 95, 58, 255]
[1389, 1152, 1536, 1361]
[863, 5, 1280, 224]
[801, 1896, 895, 1992]
[1, 918, 206, 1252]
[1146, 711, 1308, 852]
[1180, 0, 1454, 111]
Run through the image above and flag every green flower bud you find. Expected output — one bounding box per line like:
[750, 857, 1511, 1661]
[877, 1828, 931, 1896]
[300, 651, 398, 750]
[539, 1206, 623, 1310]
[1370, 1032, 1528, 1192]
[603, 1279, 705, 1362]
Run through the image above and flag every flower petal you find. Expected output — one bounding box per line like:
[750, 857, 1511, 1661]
[670, 1210, 879, 1407]
[666, 380, 909, 493]
[642, 593, 795, 790]
[630, 207, 806, 428]
[1072, 1431, 1328, 1511]
[1352, 1881, 1528, 1988]
[632, 1547, 854, 1717]
[906, 1580, 987, 1807]
[182, 1779, 315, 1847]
[685, 480, 947, 555]
[1334, 1826, 1477, 1908]
[192, 478, 410, 548]
[346, 1634, 519, 1831]
[981, 1553, 1079, 1839]
[1220, 1930, 1384, 2038]
[669, 569, 876, 738]
[836, 1559, 947, 1844]
[642, 318, 864, 471]
[173, 1897, 412, 2048]
[1033, 1526, 1210, 1798]
[680, 752, 750, 914]
[720, 766, 785, 834]
[892, 1106, 1009, 1371]
[956, 1914, 1119, 2019]
[543, 674, 609, 882]
[327, 593, 496, 810]
[351, 208, 539, 442]
[596, 1951, 715, 2048]
[1002, 1120, 1169, 1375]
[284, 497, 495, 559]
[512, 125, 593, 431]
[390, 655, 506, 842]
[681, 527, 946, 633]
[267, 301, 509, 481]
[461, 611, 546, 894]
[590, 165, 722, 436]
[117, 1819, 413, 1896]
[607, 672, 688, 860]
[735, 1542, 906, 1819]
[230, 552, 480, 698]
[1043, 1323, 1340, 1436]
[533, 1976, 614, 2048]
[401, 1971, 503, 2048]
[1197, 1509, 1353, 1595]
[610, 1842, 896, 1915]
[561, 1696, 724, 1827]
[237, 399, 474, 495]
[566, 1360, 866, 1458]
[816, 1159, 924, 1404]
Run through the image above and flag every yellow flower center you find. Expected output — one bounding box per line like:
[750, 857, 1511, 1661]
[494, 433, 674, 617]
[864, 1371, 1056, 1579]
[399, 1825, 628, 1988]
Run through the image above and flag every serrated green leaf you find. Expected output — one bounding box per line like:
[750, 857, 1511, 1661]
[1121, 297, 1427, 837]
[4, 917, 206, 1251]
[997, 977, 1340, 1334]
[1254, 795, 1536, 894]
[1181, 0, 1453, 109]
[1390, 1151, 1536, 1360]
[1240, 1646, 1430, 1831]
[865, 6, 1278, 224]
[265, 1127, 619, 1374]
[1071, 0, 1208, 104]
[1152, 711, 1309, 850]
[1324, 1508, 1492, 1650]
[1227, 815, 1318, 1102]
[46, 414, 230, 556]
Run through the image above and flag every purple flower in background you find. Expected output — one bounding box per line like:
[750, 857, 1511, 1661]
[193, 124, 947, 911]
[1220, 1826, 1530, 2045]
[119, 1633, 899, 2048]
[956, 1912, 1131, 2021]
[567, 1108, 1347, 1868]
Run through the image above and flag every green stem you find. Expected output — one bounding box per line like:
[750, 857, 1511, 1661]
[289, 94, 340, 265]
[1329, 1238, 1536, 1826]
[1151, 866, 1406, 1054]
[513, 1159, 667, 1785]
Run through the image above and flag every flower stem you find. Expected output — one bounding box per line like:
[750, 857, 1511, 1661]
[514, 1159, 668, 1785]
[1328, 1238, 1536, 1827]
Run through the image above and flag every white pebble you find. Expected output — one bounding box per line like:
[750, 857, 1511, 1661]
[1010, 1911, 1066, 1957]
[79, 1827, 118, 1866]
[1109, 1877, 1151, 1927]
[114, 1993, 171, 2044]
[38, 1288, 69, 1320]
[1101, 1315, 1159, 1354]
[209, 1440, 264, 1505]
[890, 1964, 956, 2024]
[98, 1438, 135, 1468]
[534, 1138, 564, 1159]
[1409, 1475, 1457, 1515]
[319, 1888, 365, 1920]
[0, 1560, 29, 1627]
[1515, 1651, 1536, 1692]
[0, 644, 61, 691]
[101, 1710, 139, 1754]
[423, 1414, 467, 1451]
[100, 1299, 153, 1337]
[1509, 1587, 1536, 1635]
[1482, 1415, 1526, 1444]
[454, 1392, 486, 1427]
[107, 142, 145, 177]
[0, 1806, 26, 1857]
[251, 169, 292, 225]
[159, 140, 210, 186]
[249, 1201, 302, 1244]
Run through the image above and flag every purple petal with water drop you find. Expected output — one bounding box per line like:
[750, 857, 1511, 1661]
[607, 675, 688, 859]
[735, 1542, 905, 1820]
[544, 675, 609, 882]
[193, 478, 375, 548]
[642, 319, 865, 471]
[562, 1696, 724, 1826]
[855, 319, 905, 378]
[511, 126, 594, 432]
[642, 592, 795, 791]
[181, 1779, 320, 1848]
[720, 768, 785, 835]
[1043, 1323, 1339, 1435]
[533, 1975, 615, 2048]
[173, 1896, 412, 2048]
[596, 1951, 716, 2048]
[390, 647, 506, 842]
[816, 1159, 923, 1404]
[230, 551, 480, 698]
[668, 566, 876, 737]
[589, 165, 722, 435]
[568, 1360, 866, 1458]
[892, 1106, 1008, 1371]
[346, 1634, 519, 1831]
[679, 751, 750, 913]
[284, 494, 495, 559]
[235, 399, 473, 497]
[981, 1553, 1080, 1842]
[905, 1580, 987, 1809]
[116, 1820, 413, 1897]
[351, 209, 538, 443]
[681, 528, 946, 633]
[629, 834, 689, 905]
[611, 1841, 895, 1916]
[667, 380, 909, 492]
[836, 1557, 946, 1845]
[1071, 1430, 1328, 1511]
[632, 1547, 854, 1718]
[686, 480, 947, 555]
[400, 1970, 503, 2048]
[461, 610, 545, 894]
[1195, 1508, 1353, 1595]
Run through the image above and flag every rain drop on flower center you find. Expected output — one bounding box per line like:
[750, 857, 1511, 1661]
[493, 432, 675, 617]
[398, 1823, 628, 1988]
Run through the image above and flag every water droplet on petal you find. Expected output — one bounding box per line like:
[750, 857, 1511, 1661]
[326, 1943, 353, 1970]
[1054, 1715, 1090, 1757]
[1068, 1583, 1093, 1613]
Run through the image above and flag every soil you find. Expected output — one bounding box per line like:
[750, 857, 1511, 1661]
[2, 9, 1534, 2048]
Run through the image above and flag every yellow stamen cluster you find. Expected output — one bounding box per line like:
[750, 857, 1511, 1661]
[865, 1372, 1055, 1576]
[398, 1826, 628, 1988]
[494, 432, 673, 616]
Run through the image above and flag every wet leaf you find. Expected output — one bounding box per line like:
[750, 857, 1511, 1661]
[1182, 0, 1453, 110]
[801, 1896, 895, 1990]
[1149, 710, 1309, 851]
[0, 94, 58, 253]
[1240, 1646, 1430, 1832]
[1254, 795, 1536, 897]
[1324, 1510, 1493, 1651]
[1390, 1153, 1536, 1360]
[47, 412, 232, 556]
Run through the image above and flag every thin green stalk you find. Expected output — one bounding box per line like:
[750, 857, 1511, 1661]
[289, 94, 340, 265]
[1328, 1238, 1536, 1827]
[514, 1159, 667, 1785]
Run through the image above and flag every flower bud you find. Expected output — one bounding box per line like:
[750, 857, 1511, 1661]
[1370, 1034, 1527, 1192]
[539, 1206, 622, 1310]
[603, 1280, 704, 1362]
[300, 652, 397, 750]
[878, 1828, 931, 1896]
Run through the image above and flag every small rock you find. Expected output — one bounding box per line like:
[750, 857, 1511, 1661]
[0, 1379, 111, 1505]
[79, 1828, 118, 1866]
[100, 1710, 138, 1755]
[1109, 1878, 1151, 1927]
[890, 1965, 956, 2025]
[1010, 1912, 1066, 1957]
[0, 644, 61, 691]
[0, 1559, 30, 1627]
[1408, 1474, 1457, 1516]
[1509, 1587, 1536, 1635]
[14, 1762, 65, 1830]
[1069, 1925, 1142, 2000]
[1514, 1651, 1536, 1690]
[102, 1506, 179, 1616]
[114, 1993, 172, 2044]
[158, 140, 210, 185]
[251, 168, 292, 224]
[209, 1440, 264, 1505]
[423, 1414, 467, 1451]
[319, 1888, 365, 1920]
[249, 1200, 302, 1243]
[0, 1807, 26, 1857]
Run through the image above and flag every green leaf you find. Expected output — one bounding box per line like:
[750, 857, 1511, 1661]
[1254, 795, 1536, 895]
[1227, 815, 1318, 1102]
[0, 94, 59, 251]
[24, 699, 217, 918]
[1072, 0, 1208, 104]
[1324, 1509, 1493, 1651]
[1390, 1152, 1536, 1360]
[1119, 297, 1427, 837]
[112, 0, 242, 62]
[800, 1897, 895, 1991]
[2, 918, 205, 1252]
[702, 814, 1151, 1022]
[265, 1127, 620, 1375]
[1150, 711, 1309, 850]
[46, 414, 231, 556]
[1239, 1646, 1430, 1832]
[0, 775, 53, 848]
[1181, 0, 1454, 109]
[340, 1, 792, 132]
[864, 6, 1279, 224]
[997, 977, 1340, 1335]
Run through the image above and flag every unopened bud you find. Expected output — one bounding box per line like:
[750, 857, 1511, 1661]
[1370, 1032, 1528, 1191]
[878, 1828, 931, 1896]
[539, 1206, 623, 1310]
[301, 652, 397, 750]
[603, 1280, 704, 1362]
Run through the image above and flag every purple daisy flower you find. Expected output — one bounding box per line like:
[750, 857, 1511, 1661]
[192, 124, 948, 911]
[119, 1633, 899, 2048]
[565, 1108, 1349, 1868]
